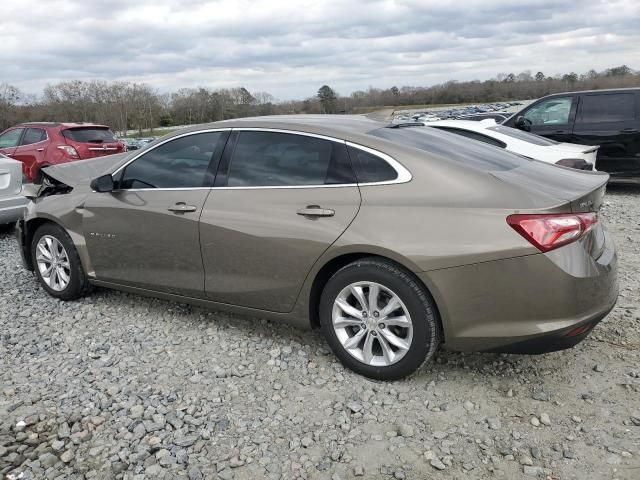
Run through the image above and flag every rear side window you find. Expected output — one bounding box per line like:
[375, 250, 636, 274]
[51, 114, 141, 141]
[347, 146, 398, 183]
[62, 127, 117, 143]
[119, 131, 225, 189]
[21, 128, 47, 145]
[226, 131, 355, 187]
[369, 126, 531, 171]
[0, 128, 24, 148]
[431, 127, 506, 148]
[577, 93, 636, 123]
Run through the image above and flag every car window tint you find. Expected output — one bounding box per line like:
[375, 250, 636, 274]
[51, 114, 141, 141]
[119, 132, 224, 189]
[431, 127, 506, 148]
[524, 96, 573, 125]
[0, 129, 24, 148]
[62, 127, 117, 143]
[21, 128, 47, 145]
[369, 126, 531, 171]
[488, 125, 559, 146]
[347, 146, 398, 182]
[227, 131, 355, 186]
[577, 93, 635, 123]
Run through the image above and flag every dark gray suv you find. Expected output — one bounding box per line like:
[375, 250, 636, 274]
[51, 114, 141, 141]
[504, 88, 640, 182]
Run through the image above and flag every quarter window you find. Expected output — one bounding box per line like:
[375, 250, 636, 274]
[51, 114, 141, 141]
[119, 132, 225, 189]
[577, 93, 636, 123]
[347, 146, 398, 183]
[0, 129, 24, 148]
[21, 128, 47, 145]
[226, 131, 355, 187]
[523, 96, 573, 125]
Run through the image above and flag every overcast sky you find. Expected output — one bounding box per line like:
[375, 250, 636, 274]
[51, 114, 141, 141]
[2, 0, 639, 100]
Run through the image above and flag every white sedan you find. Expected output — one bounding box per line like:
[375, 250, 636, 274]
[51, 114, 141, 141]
[425, 119, 598, 170]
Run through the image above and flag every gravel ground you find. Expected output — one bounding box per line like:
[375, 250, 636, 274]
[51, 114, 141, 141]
[1, 185, 639, 480]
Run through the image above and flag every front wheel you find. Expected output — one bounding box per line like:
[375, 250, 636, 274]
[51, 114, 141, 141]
[31, 223, 92, 300]
[319, 258, 441, 380]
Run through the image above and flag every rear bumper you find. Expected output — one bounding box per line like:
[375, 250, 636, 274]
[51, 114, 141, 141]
[420, 227, 618, 354]
[0, 195, 27, 225]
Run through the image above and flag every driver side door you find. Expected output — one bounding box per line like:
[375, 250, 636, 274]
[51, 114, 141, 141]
[82, 130, 229, 296]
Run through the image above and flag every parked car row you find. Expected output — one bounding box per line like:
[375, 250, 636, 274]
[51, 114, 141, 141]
[393, 101, 521, 124]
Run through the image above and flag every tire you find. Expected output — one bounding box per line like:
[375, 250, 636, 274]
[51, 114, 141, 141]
[319, 257, 441, 380]
[31, 222, 92, 300]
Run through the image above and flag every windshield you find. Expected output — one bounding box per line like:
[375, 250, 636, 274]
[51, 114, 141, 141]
[369, 126, 531, 171]
[488, 125, 559, 146]
[62, 127, 117, 143]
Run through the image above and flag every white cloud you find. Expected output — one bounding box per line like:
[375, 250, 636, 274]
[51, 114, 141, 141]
[1, 0, 639, 99]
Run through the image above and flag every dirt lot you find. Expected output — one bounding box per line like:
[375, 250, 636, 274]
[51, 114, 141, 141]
[1, 185, 639, 480]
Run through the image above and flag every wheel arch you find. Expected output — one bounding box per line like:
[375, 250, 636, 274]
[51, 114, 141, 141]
[307, 251, 444, 338]
[22, 216, 77, 271]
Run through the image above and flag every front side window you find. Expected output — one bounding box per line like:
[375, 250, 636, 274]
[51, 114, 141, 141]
[119, 132, 225, 189]
[21, 128, 47, 145]
[0, 128, 24, 148]
[226, 131, 355, 187]
[523, 96, 573, 125]
[577, 93, 635, 123]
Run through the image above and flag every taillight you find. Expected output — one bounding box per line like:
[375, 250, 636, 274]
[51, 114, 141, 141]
[57, 145, 80, 159]
[507, 212, 598, 252]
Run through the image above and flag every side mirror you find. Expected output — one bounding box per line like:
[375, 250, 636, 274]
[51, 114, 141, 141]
[90, 174, 114, 192]
[514, 116, 531, 132]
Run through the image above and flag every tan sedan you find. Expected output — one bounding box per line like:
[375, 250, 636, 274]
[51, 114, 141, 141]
[17, 115, 618, 379]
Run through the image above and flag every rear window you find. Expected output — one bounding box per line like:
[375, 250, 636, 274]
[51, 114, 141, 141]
[62, 127, 117, 143]
[368, 126, 531, 171]
[488, 125, 559, 146]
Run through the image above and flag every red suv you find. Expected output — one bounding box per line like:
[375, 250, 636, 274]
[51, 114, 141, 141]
[0, 122, 126, 183]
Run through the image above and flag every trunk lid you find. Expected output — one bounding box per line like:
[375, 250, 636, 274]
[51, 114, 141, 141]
[492, 160, 609, 259]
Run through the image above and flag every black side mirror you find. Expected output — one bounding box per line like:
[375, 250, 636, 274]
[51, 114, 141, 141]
[90, 174, 114, 192]
[514, 116, 532, 132]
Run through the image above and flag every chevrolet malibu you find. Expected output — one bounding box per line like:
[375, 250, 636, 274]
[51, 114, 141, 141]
[16, 116, 618, 380]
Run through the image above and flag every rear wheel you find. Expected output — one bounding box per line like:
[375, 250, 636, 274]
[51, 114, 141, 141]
[319, 258, 440, 380]
[31, 223, 92, 300]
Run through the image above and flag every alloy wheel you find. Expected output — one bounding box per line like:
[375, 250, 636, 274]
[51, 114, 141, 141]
[36, 235, 71, 292]
[332, 281, 413, 367]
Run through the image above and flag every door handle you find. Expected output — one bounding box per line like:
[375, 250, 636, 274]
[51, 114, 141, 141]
[621, 128, 638, 134]
[553, 130, 570, 134]
[168, 202, 197, 213]
[36, 148, 45, 152]
[297, 205, 335, 218]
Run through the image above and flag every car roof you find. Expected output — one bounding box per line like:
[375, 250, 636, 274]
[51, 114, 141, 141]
[542, 87, 640, 98]
[16, 122, 110, 129]
[169, 115, 388, 143]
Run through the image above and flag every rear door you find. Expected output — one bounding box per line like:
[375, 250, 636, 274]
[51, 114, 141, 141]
[13, 127, 48, 180]
[83, 130, 228, 296]
[572, 91, 640, 178]
[0, 128, 24, 163]
[200, 130, 361, 312]
[61, 126, 124, 159]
